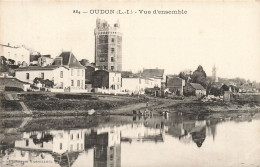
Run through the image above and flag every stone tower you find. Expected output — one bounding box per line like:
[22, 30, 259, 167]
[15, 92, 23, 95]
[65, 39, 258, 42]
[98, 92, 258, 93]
[212, 65, 218, 83]
[94, 18, 122, 71]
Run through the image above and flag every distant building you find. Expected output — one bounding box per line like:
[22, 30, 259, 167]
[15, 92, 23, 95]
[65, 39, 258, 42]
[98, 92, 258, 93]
[122, 76, 160, 95]
[212, 65, 218, 83]
[166, 76, 185, 95]
[141, 68, 165, 88]
[0, 43, 30, 65]
[122, 77, 145, 95]
[185, 83, 206, 98]
[38, 55, 53, 67]
[92, 70, 121, 91]
[94, 18, 122, 71]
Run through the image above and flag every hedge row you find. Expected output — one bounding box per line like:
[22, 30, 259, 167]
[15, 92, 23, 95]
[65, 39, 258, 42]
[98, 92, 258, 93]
[26, 100, 129, 111]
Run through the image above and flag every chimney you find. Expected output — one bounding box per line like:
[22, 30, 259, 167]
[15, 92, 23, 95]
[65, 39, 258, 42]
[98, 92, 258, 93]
[54, 57, 63, 66]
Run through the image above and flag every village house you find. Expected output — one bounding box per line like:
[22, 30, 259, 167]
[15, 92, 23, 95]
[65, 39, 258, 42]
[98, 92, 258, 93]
[166, 76, 185, 95]
[15, 51, 86, 92]
[184, 83, 207, 98]
[38, 55, 54, 67]
[0, 43, 30, 66]
[83, 64, 99, 90]
[30, 54, 53, 66]
[15, 65, 70, 89]
[53, 51, 86, 91]
[0, 77, 30, 91]
[92, 69, 121, 94]
[122, 77, 145, 95]
[141, 68, 165, 88]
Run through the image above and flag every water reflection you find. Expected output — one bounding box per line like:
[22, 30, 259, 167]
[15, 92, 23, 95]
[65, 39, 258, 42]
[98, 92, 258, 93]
[1, 113, 260, 167]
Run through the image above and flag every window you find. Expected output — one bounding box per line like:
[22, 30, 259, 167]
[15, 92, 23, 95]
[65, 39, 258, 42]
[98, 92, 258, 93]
[118, 77, 119, 82]
[99, 57, 106, 62]
[60, 71, 63, 78]
[41, 73, 44, 79]
[77, 69, 80, 76]
[71, 134, 73, 140]
[71, 80, 74, 86]
[71, 69, 74, 76]
[113, 77, 114, 82]
[111, 66, 114, 71]
[61, 82, 63, 88]
[26, 139, 29, 146]
[77, 80, 80, 87]
[111, 57, 114, 62]
[77, 133, 79, 139]
[60, 143, 62, 150]
[26, 73, 29, 80]
[111, 48, 115, 52]
[111, 38, 114, 42]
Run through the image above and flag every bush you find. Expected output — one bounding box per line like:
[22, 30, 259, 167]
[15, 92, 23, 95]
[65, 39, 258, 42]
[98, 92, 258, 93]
[55, 94, 98, 100]
[0, 100, 23, 111]
[5, 87, 23, 92]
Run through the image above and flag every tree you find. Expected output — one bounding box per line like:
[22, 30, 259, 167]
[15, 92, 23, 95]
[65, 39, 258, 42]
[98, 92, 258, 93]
[220, 84, 229, 95]
[191, 65, 207, 87]
[7, 59, 15, 65]
[79, 59, 90, 66]
[178, 69, 192, 83]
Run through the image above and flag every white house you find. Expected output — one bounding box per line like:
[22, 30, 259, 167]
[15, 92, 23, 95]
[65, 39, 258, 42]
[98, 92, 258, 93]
[141, 68, 165, 88]
[53, 52, 86, 91]
[0, 43, 30, 65]
[122, 76, 160, 95]
[15, 51, 86, 92]
[15, 66, 70, 89]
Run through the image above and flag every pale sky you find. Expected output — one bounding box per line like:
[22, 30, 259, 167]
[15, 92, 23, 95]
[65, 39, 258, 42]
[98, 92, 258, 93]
[1, 1, 260, 81]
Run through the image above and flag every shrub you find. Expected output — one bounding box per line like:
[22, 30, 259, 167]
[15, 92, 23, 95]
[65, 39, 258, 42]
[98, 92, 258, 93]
[5, 87, 23, 92]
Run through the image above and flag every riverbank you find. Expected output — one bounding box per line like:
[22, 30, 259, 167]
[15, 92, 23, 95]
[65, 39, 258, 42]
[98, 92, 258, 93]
[1, 92, 260, 118]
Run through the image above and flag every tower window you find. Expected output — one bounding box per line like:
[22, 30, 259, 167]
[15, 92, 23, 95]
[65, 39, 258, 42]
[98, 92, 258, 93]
[111, 66, 114, 71]
[111, 48, 114, 52]
[111, 38, 114, 42]
[111, 57, 114, 62]
[60, 71, 63, 78]
[26, 73, 29, 80]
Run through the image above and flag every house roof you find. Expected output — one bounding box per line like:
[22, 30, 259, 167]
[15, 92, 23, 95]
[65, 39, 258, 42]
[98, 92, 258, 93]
[0, 77, 30, 85]
[166, 77, 184, 87]
[94, 69, 121, 74]
[142, 69, 164, 79]
[190, 83, 205, 90]
[15, 65, 69, 71]
[58, 52, 85, 68]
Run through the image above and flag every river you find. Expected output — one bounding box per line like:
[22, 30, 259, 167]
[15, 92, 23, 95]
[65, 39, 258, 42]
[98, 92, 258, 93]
[1, 113, 260, 167]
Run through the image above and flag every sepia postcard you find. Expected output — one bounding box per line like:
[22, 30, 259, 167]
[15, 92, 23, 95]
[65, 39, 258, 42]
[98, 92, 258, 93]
[0, 0, 260, 167]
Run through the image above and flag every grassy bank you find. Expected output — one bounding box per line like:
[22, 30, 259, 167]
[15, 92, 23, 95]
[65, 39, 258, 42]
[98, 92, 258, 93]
[1, 92, 260, 118]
